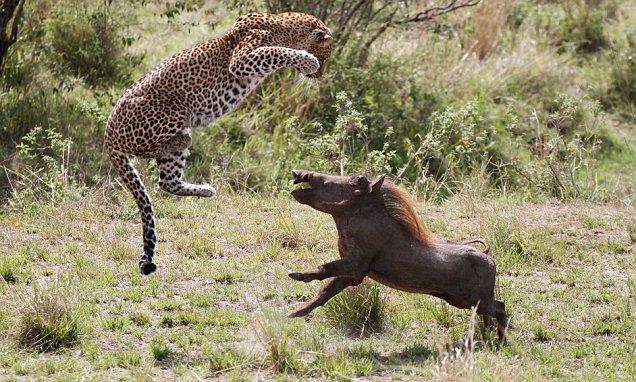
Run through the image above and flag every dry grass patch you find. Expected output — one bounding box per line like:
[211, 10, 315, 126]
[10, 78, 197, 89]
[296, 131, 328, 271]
[14, 274, 84, 352]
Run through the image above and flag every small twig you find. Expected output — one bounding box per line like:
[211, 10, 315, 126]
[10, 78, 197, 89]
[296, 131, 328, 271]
[395, 0, 480, 25]
[531, 108, 542, 159]
[546, 159, 567, 194]
[213, 361, 253, 375]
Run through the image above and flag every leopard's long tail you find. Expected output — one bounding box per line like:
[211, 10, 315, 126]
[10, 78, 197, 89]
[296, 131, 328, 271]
[108, 149, 157, 275]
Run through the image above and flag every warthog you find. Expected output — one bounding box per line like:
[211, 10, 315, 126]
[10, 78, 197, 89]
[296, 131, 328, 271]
[287, 170, 508, 340]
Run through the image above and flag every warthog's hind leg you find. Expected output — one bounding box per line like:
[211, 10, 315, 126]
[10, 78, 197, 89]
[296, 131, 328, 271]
[494, 300, 508, 342]
[477, 299, 508, 342]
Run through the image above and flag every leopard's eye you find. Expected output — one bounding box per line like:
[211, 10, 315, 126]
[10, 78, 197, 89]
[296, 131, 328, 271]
[313, 29, 330, 41]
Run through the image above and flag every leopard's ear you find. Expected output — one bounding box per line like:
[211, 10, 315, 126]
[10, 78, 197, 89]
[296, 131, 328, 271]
[230, 29, 271, 59]
[245, 29, 272, 43]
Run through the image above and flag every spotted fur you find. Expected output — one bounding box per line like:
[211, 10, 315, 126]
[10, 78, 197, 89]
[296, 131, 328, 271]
[105, 12, 332, 275]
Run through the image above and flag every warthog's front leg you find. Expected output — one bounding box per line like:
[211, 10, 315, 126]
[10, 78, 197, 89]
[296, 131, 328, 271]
[288, 254, 366, 282]
[287, 277, 360, 317]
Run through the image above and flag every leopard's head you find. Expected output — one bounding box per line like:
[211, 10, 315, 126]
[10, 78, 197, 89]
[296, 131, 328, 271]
[233, 12, 333, 78]
[304, 23, 333, 78]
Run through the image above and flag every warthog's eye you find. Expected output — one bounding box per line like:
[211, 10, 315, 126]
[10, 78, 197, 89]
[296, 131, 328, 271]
[351, 175, 369, 195]
[352, 175, 368, 186]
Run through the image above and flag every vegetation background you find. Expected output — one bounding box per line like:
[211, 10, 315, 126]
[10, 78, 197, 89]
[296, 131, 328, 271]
[0, 0, 634, 380]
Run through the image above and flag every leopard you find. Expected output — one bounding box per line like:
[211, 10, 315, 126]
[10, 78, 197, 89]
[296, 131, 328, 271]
[105, 12, 332, 275]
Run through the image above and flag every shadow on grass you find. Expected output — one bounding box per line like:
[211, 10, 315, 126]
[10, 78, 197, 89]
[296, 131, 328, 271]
[376, 342, 437, 366]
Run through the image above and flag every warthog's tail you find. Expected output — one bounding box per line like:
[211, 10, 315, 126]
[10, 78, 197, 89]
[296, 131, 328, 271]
[460, 239, 490, 255]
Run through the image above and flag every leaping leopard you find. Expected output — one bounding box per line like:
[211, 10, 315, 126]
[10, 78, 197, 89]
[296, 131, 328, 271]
[105, 12, 332, 274]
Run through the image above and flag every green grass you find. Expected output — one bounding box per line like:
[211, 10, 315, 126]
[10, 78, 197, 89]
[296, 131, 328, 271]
[323, 281, 387, 336]
[0, 0, 635, 380]
[13, 275, 84, 352]
[0, 190, 634, 380]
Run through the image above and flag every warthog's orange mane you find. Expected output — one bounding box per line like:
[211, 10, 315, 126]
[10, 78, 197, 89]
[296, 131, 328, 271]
[381, 181, 433, 245]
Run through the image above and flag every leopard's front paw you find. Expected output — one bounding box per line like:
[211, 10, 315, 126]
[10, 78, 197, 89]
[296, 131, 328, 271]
[198, 184, 216, 197]
[298, 54, 320, 76]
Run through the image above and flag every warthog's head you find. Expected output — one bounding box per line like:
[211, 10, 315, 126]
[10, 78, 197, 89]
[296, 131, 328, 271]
[291, 170, 385, 214]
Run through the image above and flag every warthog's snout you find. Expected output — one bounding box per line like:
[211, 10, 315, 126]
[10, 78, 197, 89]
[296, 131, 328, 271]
[291, 170, 314, 205]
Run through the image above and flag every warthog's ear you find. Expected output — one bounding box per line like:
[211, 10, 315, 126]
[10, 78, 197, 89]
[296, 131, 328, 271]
[353, 175, 370, 196]
[370, 174, 386, 195]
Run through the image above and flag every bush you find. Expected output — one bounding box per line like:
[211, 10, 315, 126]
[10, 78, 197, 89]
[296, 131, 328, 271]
[192, 91, 399, 192]
[295, 92, 397, 176]
[559, 1, 610, 53]
[45, 2, 140, 87]
[400, 100, 493, 199]
[503, 95, 606, 200]
[608, 46, 636, 107]
[8, 125, 85, 207]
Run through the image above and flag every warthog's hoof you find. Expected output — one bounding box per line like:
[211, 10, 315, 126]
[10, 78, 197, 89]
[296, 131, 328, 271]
[288, 272, 313, 282]
[286, 309, 309, 318]
[139, 261, 157, 275]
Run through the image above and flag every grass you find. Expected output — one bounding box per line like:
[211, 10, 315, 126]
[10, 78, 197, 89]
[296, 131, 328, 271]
[323, 281, 387, 336]
[0, 189, 634, 380]
[13, 274, 84, 352]
[253, 309, 303, 374]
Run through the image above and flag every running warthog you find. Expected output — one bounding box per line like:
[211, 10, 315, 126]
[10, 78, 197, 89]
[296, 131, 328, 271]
[287, 170, 508, 340]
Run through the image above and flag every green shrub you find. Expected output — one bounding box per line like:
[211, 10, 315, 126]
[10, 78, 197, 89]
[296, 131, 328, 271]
[0, 0, 47, 89]
[608, 46, 636, 107]
[0, 88, 108, 203]
[8, 125, 84, 207]
[501, 95, 606, 200]
[559, 2, 609, 53]
[45, 2, 140, 87]
[0, 90, 87, 148]
[295, 91, 397, 176]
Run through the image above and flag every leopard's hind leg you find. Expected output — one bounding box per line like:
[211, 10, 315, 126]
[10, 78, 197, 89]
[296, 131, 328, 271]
[108, 150, 158, 275]
[157, 148, 216, 197]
